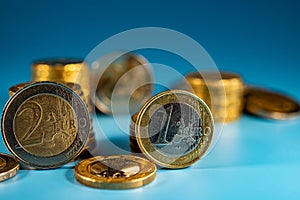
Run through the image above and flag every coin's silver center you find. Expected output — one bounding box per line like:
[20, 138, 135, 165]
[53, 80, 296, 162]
[148, 103, 202, 157]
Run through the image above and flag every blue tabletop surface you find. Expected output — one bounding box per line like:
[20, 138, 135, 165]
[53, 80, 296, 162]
[1, 0, 300, 199]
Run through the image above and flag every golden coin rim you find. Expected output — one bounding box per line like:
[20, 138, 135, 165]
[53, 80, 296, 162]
[135, 90, 214, 168]
[74, 155, 156, 189]
[0, 153, 19, 182]
[93, 53, 153, 114]
[1, 81, 90, 169]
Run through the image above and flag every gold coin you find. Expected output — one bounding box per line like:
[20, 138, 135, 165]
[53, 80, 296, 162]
[244, 87, 300, 120]
[74, 155, 156, 189]
[0, 153, 19, 182]
[135, 90, 214, 168]
[2, 82, 90, 169]
[91, 52, 153, 114]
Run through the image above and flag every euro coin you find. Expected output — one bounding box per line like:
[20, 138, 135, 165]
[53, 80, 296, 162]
[1, 82, 90, 169]
[31, 58, 90, 112]
[91, 52, 153, 114]
[0, 153, 19, 182]
[244, 87, 300, 120]
[74, 155, 156, 189]
[135, 90, 214, 168]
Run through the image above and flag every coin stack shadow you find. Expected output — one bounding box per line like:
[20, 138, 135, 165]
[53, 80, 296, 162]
[31, 59, 95, 158]
[183, 71, 244, 123]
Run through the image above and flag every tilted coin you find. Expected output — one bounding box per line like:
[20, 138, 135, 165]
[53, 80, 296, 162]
[74, 155, 156, 189]
[135, 90, 214, 168]
[244, 87, 300, 120]
[0, 153, 19, 182]
[91, 52, 153, 114]
[1, 82, 90, 169]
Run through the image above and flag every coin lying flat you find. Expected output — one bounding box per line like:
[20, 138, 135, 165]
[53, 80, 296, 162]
[244, 87, 300, 120]
[1, 82, 90, 169]
[91, 52, 153, 114]
[74, 155, 156, 189]
[135, 90, 214, 169]
[0, 153, 19, 182]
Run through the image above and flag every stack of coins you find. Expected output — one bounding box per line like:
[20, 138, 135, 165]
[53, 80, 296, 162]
[8, 82, 96, 158]
[31, 58, 91, 113]
[183, 71, 244, 123]
[129, 90, 214, 169]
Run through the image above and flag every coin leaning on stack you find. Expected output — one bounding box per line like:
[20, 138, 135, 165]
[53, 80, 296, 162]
[183, 71, 244, 123]
[8, 82, 96, 159]
[30, 59, 95, 156]
[2, 82, 90, 169]
[129, 90, 214, 169]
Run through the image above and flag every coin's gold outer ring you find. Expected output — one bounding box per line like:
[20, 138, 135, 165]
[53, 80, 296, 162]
[1, 81, 90, 169]
[135, 90, 214, 169]
[74, 155, 156, 189]
[92, 52, 153, 114]
[244, 87, 300, 120]
[0, 153, 19, 182]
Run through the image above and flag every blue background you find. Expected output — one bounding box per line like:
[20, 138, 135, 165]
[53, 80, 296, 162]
[1, 0, 300, 199]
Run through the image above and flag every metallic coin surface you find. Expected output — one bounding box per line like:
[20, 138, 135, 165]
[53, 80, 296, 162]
[91, 52, 153, 114]
[31, 58, 90, 112]
[135, 90, 214, 168]
[9, 82, 33, 97]
[0, 153, 19, 182]
[244, 87, 300, 120]
[75, 155, 156, 189]
[182, 71, 244, 123]
[1, 82, 90, 169]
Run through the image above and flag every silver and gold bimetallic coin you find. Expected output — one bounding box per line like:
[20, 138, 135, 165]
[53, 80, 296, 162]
[244, 87, 300, 120]
[8, 82, 96, 158]
[0, 153, 19, 182]
[75, 155, 156, 189]
[132, 90, 214, 169]
[1, 82, 90, 169]
[91, 52, 153, 114]
[183, 71, 244, 123]
[31, 58, 91, 113]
